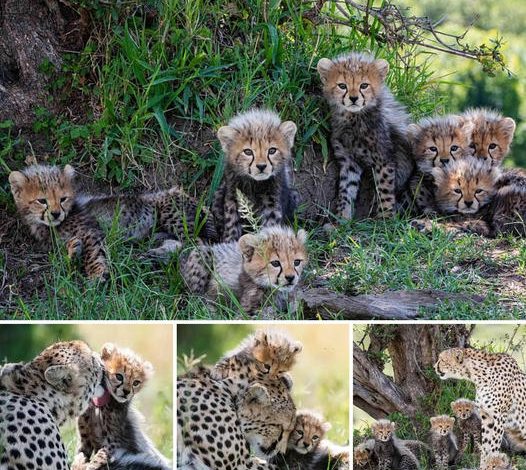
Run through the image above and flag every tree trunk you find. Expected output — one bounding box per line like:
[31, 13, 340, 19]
[0, 0, 89, 127]
[353, 325, 473, 420]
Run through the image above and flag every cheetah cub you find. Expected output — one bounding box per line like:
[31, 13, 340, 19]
[73, 343, 170, 470]
[354, 439, 377, 469]
[429, 415, 458, 470]
[485, 452, 516, 470]
[408, 115, 474, 214]
[211, 329, 302, 381]
[372, 419, 420, 470]
[9, 164, 109, 280]
[180, 225, 307, 315]
[451, 398, 482, 455]
[317, 52, 413, 219]
[213, 108, 299, 242]
[463, 108, 516, 165]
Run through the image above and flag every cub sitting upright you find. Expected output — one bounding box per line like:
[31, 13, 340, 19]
[213, 108, 299, 242]
[371, 419, 420, 470]
[73, 343, 170, 470]
[179, 225, 307, 315]
[429, 415, 458, 470]
[317, 52, 413, 220]
[450, 398, 482, 455]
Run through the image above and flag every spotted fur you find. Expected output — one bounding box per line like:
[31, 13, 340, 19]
[354, 439, 377, 469]
[73, 343, 170, 470]
[429, 415, 458, 470]
[177, 370, 296, 469]
[0, 341, 104, 470]
[179, 225, 308, 315]
[213, 109, 299, 242]
[211, 329, 302, 381]
[451, 398, 482, 456]
[408, 115, 474, 214]
[371, 419, 420, 470]
[463, 108, 516, 165]
[317, 52, 413, 219]
[435, 348, 526, 468]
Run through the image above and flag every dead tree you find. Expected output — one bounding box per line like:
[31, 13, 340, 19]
[353, 324, 473, 419]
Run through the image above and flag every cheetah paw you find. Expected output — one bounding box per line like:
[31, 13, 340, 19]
[410, 218, 434, 233]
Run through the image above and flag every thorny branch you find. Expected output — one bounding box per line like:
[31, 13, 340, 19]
[305, 0, 507, 75]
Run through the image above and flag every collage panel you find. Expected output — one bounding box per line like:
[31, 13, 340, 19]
[353, 323, 526, 470]
[0, 323, 173, 469]
[176, 323, 350, 469]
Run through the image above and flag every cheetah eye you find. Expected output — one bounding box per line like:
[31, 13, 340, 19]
[133, 380, 141, 387]
[489, 143, 497, 150]
[337, 83, 347, 90]
[429, 146, 438, 152]
[450, 145, 459, 152]
[60, 197, 68, 203]
[270, 260, 281, 268]
[297, 430, 304, 437]
[475, 189, 484, 194]
[313, 435, 319, 440]
[37, 198, 47, 205]
[243, 148, 254, 156]
[294, 259, 301, 267]
[360, 83, 369, 90]
[469, 143, 476, 149]
[454, 188, 462, 194]
[115, 373, 124, 382]
[263, 364, 271, 373]
[268, 147, 277, 155]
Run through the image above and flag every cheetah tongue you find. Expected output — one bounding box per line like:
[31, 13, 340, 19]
[92, 384, 111, 407]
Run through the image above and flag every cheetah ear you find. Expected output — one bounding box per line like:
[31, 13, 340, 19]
[101, 343, 116, 361]
[322, 421, 332, 433]
[499, 117, 516, 139]
[44, 364, 77, 391]
[296, 229, 307, 246]
[253, 329, 268, 347]
[8, 171, 26, 192]
[239, 234, 259, 261]
[217, 126, 239, 153]
[375, 59, 389, 81]
[245, 383, 270, 406]
[316, 58, 333, 83]
[292, 340, 303, 354]
[143, 360, 154, 379]
[280, 373, 294, 390]
[430, 417, 437, 425]
[454, 349, 464, 364]
[63, 164, 75, 181]
[279, 121, 297, 149]
[406, 123, 421, 141]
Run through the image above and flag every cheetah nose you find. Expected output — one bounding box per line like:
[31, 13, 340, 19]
[50, 211, 61, 219]
[464, 200, 473, 208]
[350, 96, 359, 104]
[304, 443, 309, 448]
[440, 158, 450, 165]
[285, 274, 295, 284]
[122, 389, 130, 397]
[256, 163, 267, 172]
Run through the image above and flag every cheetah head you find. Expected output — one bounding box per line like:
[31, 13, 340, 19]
[9, 164, 76, 228]
[288, 409, 331, 454]
[451, 398, 476, 420]
[317, 52, 389, 113]
[430, 415, 455, 436]
[371, 419, 395, 442]
[435, 348, 472, 380]
[217, 109, 296, 181]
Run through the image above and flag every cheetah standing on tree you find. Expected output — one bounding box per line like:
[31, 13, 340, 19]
[435, 348, 526, 469]
[213, 109, 299, 242]
[317, 52, 414, 220]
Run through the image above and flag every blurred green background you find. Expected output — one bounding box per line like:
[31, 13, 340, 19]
[0, 324, 173, 462]
[177, 323, 349, 445]
[398, 0, 526, 167]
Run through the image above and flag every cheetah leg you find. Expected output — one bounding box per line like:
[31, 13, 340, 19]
[336, 156, 362, 220]
[400, 455, 419, 470]
[480, 411, 506, 469]
[222, 188, 242, 242]
[378, 456, 392, 470]
[66, 236, 83, 259]
[84, 448, 110, 470]
[260, 192, 283, 227]
[82, 234, 110, 281]
[180, 248, 213, 295]
[373, 161, 396, 217]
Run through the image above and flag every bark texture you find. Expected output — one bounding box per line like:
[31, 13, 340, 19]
[353, 325, 473, 420]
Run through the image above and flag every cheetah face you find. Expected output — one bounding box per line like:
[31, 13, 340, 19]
[371, 419, 395, 442]
[435, 348, 470, 380]
[432, 158, 500, 215]
[238, 381, 296, 459]
[101, 343, 153, 404]
[354, 447, 371, 466]
[451, 399, 475, 420]
[288, 411, 330, 454]
[217, 110, 296, 181]
[430, 416, 455, 436]
[408, 116, 473, 174]
[9, 165, 76, 228]
[251, 330, 302, 378]
[239, 227, 308, 291]
[317, 55, 389, 113]
[486, 452, 512, 470]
